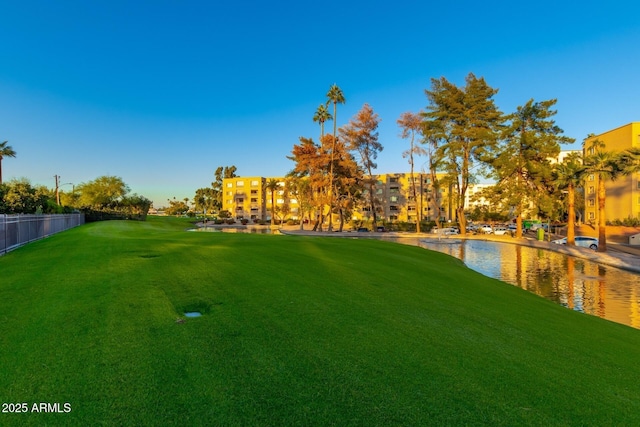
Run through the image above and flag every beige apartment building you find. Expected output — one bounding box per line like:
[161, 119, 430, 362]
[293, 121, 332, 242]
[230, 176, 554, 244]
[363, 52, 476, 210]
[222, 173, 455, 224]
[583, 122, 640, 223]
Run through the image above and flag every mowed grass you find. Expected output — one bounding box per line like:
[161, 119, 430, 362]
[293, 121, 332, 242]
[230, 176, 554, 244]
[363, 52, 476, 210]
[2, 217, 640, 426]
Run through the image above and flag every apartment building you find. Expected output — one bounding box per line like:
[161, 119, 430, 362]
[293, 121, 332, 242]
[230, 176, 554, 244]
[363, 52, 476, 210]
[583, 122, 640, 223]
[222, 176, 268, 221]
[352, 173, 453, 223]
[222, 173, 454, 223]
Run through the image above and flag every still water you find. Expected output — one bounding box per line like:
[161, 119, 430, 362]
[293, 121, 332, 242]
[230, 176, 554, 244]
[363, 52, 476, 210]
[189, 227, 280, 234]
[416, 239, 640, 329]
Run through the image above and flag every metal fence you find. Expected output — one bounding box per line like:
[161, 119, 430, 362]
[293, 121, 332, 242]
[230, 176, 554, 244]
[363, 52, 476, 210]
[0, 213, 85, 255]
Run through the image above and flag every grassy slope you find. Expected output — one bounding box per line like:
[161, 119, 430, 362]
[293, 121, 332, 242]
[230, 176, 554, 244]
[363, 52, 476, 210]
[1, 217, 640, 426]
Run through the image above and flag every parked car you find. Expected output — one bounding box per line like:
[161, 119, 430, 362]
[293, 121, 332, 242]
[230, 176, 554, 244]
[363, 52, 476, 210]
[477, 224, 493, 234]
[493, 227, 509, 236]
[551, 236, 599, 250]
[433, 227, 459, 235]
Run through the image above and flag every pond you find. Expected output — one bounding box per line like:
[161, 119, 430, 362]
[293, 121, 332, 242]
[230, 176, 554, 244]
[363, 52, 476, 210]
[189, 227, 280, 234]
[417, 239, 640, 329]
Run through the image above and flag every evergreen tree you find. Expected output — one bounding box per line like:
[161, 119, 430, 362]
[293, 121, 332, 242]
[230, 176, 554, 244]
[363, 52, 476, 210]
[489, 99, 574, 238]
[423, 73, 503, 235]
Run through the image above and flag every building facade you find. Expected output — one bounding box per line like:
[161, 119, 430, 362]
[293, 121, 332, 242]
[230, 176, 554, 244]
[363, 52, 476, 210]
[583, 123, 640, 223]
[222, 173, 456, 224]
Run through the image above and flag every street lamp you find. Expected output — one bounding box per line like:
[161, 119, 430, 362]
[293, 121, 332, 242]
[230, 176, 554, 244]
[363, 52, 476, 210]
[59, 182, 74, 205]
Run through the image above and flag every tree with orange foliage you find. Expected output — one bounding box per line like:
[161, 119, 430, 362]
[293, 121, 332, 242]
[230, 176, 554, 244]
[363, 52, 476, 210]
[340, 104, 382, 228]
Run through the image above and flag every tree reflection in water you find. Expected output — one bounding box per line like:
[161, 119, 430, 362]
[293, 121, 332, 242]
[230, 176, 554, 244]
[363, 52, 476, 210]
[417, 239, 640, 329]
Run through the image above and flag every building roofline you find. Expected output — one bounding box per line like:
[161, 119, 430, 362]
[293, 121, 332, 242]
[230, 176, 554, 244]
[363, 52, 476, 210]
[589, 122, 640, 138]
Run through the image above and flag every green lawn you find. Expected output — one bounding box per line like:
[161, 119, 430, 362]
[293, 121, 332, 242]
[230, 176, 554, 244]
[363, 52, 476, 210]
[2, 216, 640, 426]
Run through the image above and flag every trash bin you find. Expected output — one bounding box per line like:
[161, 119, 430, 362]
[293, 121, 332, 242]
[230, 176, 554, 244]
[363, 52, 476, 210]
[536, 228, 544, 241]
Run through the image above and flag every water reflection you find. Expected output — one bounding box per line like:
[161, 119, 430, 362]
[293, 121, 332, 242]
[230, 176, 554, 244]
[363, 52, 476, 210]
[418, 239, 640, 329]
[189, 227, 280, 234]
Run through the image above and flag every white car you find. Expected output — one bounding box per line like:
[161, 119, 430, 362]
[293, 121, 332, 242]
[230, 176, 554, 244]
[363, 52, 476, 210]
[551, 236, 599, 250]
[477, 225, 493, 234]
[493, 227, 509, 236]
[433, 227, 459, 235]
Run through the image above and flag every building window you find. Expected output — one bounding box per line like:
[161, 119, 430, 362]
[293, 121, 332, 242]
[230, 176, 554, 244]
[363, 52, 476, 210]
[389, 186, 399, 194]
[226, 183, 233, 188]
[389, 215, 398, 221]
[251, 198, 258, 203]
[389, 177, 398, 183]
[236, 198, 244, 203]
[588, 199, 595, 207]
[390, 196, 399, 203]
[226, 199, 232, 205]
[376, 189, 383, 195]
[588, 174, 594, 181]
[589, 212, 595, 220]
[227, 191, 233, 196]
[390, 206, 398, 211]
[588, 186, 594, 194]
[251, 180, 259, 186]
[407, 206, 416, 211]
[251, 190, 258, 195]
[236, 181, 245, 187]
[276, 198, 284, 204]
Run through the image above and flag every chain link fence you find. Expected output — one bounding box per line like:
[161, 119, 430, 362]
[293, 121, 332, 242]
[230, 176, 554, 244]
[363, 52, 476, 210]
[0, 213, 85, 256]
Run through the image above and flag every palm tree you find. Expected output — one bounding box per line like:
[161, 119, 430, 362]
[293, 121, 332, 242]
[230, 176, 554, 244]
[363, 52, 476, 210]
[0, 141, 17, 184]
[620, 147, 640, 175]
[326, 84, 345, 232]
[313, 104, 332, 140]
[582, 139, 621, 252]
[265, 179, 280, 227]
[553, 153, 584, 245]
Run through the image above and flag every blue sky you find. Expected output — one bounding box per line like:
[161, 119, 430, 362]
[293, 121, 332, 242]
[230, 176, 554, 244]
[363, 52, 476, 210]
[1, 1, 639, 207]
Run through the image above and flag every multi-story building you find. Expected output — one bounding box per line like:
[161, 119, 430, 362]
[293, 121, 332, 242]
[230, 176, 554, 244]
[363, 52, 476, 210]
[222, 176, 301, 222]
[222, 176, 268, 221]
[223, 173, 454, 224]
[583, 122, 640, 223]
[353, 173, 452, 223]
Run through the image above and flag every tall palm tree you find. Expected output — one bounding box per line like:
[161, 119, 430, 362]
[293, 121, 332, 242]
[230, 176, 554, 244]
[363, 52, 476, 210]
[553, 153, 584, 245]
[265, 179, 280, 227]
[326, 84, 345, 231]
[582, 139, 621, 252]
[0, 141, 17, 184]
[313, 104, 332, 140]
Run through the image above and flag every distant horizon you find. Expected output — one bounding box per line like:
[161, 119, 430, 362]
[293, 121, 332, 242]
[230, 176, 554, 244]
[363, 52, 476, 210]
[2, 1, 639, 208]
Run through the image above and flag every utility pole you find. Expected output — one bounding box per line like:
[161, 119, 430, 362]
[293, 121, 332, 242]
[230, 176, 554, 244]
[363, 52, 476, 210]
[54, 175, 60, 205]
